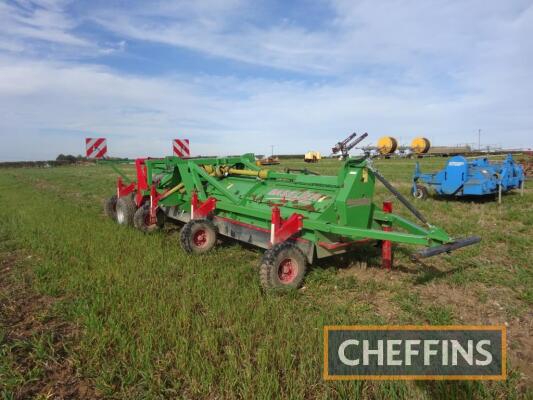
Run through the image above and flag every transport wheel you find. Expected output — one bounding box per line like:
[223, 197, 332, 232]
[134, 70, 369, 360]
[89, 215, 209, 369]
[116, 195, 136, 226]
[133, 204, 166, 232]
[104, 195, 117, 220]
[259, 242, 307, 290]
[180, 219, 217, 254]
[412, 184, 429, 200]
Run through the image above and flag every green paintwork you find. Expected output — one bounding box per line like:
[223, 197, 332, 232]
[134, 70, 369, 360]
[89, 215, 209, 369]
[136, 154, 454, 253]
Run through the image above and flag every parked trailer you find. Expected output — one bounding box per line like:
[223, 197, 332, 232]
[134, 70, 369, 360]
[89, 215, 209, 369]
[412, 154, 524, 201]
[104, 152, 480, 289]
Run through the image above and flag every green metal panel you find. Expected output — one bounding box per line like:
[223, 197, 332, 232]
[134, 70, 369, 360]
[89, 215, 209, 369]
[133, 153, 456, 254]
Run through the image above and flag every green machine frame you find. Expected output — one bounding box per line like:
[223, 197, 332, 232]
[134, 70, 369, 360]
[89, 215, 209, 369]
[107, 153, 480, 288]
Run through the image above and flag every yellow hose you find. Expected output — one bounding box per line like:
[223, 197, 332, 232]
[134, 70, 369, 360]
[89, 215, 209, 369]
[160, 182, 185, 199]
[411, 137, 431, 154]
[160, 165, 269, 199]
[228, 168, 269, 179]
[203, 164, 269, 179]
[377, 136, 398, 155]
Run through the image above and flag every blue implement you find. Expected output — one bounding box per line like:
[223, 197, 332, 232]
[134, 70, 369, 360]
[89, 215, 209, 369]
[412, 154, 524, 199]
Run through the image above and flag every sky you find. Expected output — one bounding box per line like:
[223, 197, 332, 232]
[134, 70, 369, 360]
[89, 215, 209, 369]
[0, 0, 532, 161]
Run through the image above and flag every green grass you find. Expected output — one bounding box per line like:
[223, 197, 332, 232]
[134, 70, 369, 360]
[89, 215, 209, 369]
[0, 157, 531, 399]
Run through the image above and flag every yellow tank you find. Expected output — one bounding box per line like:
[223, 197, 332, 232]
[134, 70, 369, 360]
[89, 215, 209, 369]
[377, 136, 398, 155]
[411, 137, 431, 154]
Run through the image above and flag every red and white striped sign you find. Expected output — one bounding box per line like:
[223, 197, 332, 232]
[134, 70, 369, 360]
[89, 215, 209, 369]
[85, 138, 107, 159]
[173, 139, 190, 158]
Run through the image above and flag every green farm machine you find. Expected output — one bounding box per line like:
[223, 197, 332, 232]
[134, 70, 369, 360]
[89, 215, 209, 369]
[104, 134, 480, 289]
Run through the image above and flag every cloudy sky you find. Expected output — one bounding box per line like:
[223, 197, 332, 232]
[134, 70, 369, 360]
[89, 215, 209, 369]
[0, 0, 532, 160]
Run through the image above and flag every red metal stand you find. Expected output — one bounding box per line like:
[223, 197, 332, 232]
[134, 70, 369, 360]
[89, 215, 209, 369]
[191, 192, 217, 219]
[116, 177, 135, 198]
[270, 205, 304, 246]
[148, 185, 160, 224]
[382, 201, 393, 270]
[134, 158, 148, 206]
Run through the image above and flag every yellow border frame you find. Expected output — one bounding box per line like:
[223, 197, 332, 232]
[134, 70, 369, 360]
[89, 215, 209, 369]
[323, 325, 506, 381]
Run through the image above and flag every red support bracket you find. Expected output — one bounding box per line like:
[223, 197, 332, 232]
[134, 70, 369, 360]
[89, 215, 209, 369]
[382, 201, 393, 270]
[270, 205, 304, 246]
[191, 192, 217, 219]
[135, 158, 149, 207]
[148, 185, 163, 224]
[135, 158, 148, 191]
[116, 177, 135, 198]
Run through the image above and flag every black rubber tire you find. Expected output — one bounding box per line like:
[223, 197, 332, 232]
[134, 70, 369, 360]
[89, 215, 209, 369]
[180, 219, 217, 254]
[133, 204, 166, 232]
[104, 195, 117, 220]
[412, 184, 429, 200]
[116, 196, 136, 226]
[259, 242, 307, 290]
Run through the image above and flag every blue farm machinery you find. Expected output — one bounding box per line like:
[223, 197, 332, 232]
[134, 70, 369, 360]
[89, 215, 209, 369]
[412, 154, 524, 202]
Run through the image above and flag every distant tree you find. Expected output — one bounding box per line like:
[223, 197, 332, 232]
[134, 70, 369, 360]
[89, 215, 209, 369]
[56, 154, 78, 164]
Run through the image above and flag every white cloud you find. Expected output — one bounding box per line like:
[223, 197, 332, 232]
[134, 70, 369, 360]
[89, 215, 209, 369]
[89, 3, 339, 74]
[0, 0, 125, 57]
[88, 0, 533, 77]
[0, 0, 91, 48]
[0, 53, 531, 161]
[0, 0, 532, 160]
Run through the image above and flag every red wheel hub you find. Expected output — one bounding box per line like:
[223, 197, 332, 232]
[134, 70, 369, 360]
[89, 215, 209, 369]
[193, 229, 208, 247]
[278, 258, 298, 283]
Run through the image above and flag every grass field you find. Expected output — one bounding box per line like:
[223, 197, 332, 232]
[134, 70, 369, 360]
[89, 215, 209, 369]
[0, 156, 531, 399]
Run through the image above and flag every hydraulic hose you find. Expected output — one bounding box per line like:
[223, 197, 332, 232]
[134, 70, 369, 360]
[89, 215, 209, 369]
[367, 161, 430, 227]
